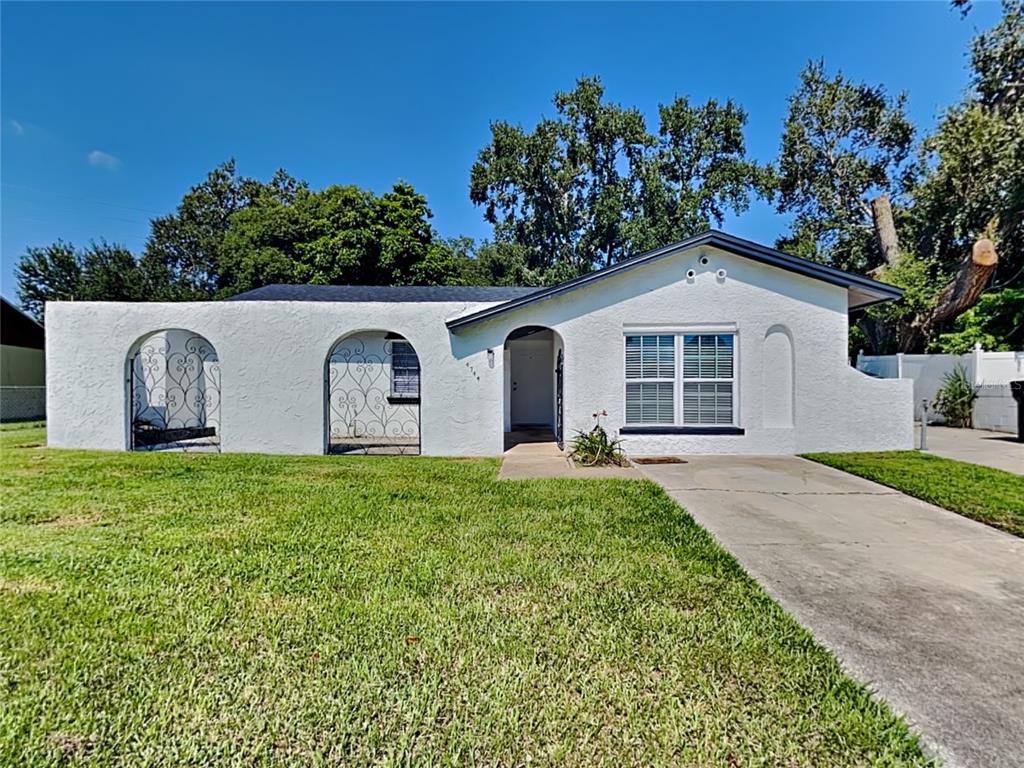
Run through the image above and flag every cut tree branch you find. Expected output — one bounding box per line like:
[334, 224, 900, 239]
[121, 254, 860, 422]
[902, 237, 999, 351]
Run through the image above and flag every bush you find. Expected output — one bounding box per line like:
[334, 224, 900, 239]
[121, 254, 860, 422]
[569, 411, 626, 467]
[569, 425, 626, 466]
[932, 363, 978, 427]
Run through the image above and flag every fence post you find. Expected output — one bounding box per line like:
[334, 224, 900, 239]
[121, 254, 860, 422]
[856, 349, 864, 371]
[973, 342, 984, 386]
[896, 352, 904, 379]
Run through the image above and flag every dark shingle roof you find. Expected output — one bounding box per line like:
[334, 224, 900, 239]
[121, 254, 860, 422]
[226, 284, 541, 303]
[1, 298, 45, 349]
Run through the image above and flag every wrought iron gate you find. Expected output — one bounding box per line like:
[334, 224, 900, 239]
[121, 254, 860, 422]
[555, 348, 564, 450]
[327, 336, 421, 455]
[130, 332, 221, 451]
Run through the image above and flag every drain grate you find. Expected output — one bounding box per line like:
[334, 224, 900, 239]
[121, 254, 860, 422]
[632, 456, 688, 465]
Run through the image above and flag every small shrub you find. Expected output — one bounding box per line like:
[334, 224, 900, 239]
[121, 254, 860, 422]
[932, 363, 978, 427]
[569, 410, 626, 467]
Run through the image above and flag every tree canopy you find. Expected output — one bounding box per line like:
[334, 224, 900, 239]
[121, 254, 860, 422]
[773, 60, 915, 272]
[774, 1, 1022, 352]
[470, 77, 768, 280]
[16, 241, 145, 321]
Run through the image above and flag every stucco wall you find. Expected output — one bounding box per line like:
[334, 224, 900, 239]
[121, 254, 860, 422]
[46, 244, 912, 456]
[449, 246, 912, 455]
[47, 300, 502, 455]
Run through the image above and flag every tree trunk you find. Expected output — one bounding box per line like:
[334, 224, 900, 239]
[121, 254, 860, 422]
[899, 238, 998, 351]
[871, 194, 901, 268]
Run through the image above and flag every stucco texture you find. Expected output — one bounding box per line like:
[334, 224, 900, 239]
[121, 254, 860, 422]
[46, 244, 912, 456]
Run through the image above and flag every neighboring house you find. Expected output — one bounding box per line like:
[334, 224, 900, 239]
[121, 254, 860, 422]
[1, 297, 46, 422]
[45, 230, 913, 455]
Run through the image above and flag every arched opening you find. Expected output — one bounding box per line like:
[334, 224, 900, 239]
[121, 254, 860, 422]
[503, 325, 564, 450]
[128, 329, 221, 452]
[325, 331, 420, 455]
[763, 324, 795, 428]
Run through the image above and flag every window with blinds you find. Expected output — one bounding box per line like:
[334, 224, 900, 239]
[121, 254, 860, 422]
[681, 334, 734, 425]
[624, 335, 675, 423]
[624, 333, 736, 426]
[390, 341, 420, 397]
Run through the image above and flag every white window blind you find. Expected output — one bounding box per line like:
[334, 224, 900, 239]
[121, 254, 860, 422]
[623, 332, 736, 426]
[681, 334, 734, 424]
[390, 341, 420, 396]
[624, 335, 675, 423]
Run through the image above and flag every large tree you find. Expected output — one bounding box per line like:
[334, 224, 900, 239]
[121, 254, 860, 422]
[470, 77, 767, 280]
[217, 181, 451, 295]
[630, 97, 769, 253]
[140, 160, 302, 300]
[15, 241, 145, 321]
[774, 60, 916, 273]
[776, 2, 1022, 354]
[471, 77, 651, 276]
[905, 0, 1023, 349]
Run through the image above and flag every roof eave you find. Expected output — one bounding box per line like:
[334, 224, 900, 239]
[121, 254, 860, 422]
[446, 231, 902, 331]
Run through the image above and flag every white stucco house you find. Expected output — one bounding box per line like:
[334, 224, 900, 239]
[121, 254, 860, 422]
[45, 230, 913, 456]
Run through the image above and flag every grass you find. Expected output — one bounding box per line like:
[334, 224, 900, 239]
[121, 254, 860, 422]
[804, 451, 1024, 538]
[0, 426, 930, 766]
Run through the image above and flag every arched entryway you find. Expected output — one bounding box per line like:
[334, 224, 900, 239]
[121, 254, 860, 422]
[325, 331, 421, 455]
[503, 326, 564, 449]
[128, 329, 221, 452]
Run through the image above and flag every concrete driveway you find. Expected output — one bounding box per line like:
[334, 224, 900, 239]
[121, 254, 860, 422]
[918, 425, 1023, 475]
[639, 456, 1024, 768]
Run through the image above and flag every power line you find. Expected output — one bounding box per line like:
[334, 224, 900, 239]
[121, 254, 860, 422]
[1, 182, 164, 216]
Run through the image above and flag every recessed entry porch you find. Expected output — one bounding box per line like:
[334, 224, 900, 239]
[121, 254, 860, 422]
[503, 326, 564, 451]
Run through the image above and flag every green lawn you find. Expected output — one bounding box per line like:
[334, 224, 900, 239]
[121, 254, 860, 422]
[805, 450, 1024, 538]
[1, 426, 929, 766]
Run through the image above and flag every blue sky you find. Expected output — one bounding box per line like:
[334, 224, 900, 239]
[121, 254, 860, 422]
[0, 1, 1001, 303]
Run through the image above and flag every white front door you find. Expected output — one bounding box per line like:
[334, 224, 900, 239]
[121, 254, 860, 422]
[510, 340, 553, 427]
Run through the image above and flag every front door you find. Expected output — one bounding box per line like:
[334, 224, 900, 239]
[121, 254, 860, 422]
[510, 341, 554, 427]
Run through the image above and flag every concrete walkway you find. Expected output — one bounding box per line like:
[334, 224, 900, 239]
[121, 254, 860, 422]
[918, 425, 1023, 475]
[639, 456, 1024, 768]
[498, 439, 641, 480]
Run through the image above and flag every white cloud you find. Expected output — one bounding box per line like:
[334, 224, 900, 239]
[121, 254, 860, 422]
[87, 149, 121, 170]
[9, 119, 24, 135]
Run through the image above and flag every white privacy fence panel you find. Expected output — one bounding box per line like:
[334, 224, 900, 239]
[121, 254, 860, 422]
[857, 345, 1023, 431]
[976, 351, 1024, 384]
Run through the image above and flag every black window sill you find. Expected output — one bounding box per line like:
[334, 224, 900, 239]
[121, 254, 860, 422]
[387, 395, 420, 405]
[619, 426, 745, 436]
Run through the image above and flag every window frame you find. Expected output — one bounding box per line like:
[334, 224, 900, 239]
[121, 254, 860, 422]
[622, 328, 739, 429]
[623, 334, 677, 426]
[389, 339, 420, 401]
[680, 333, 737, 427]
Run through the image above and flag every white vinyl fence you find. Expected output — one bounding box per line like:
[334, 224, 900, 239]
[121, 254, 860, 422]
[856, 344, 1023, 432]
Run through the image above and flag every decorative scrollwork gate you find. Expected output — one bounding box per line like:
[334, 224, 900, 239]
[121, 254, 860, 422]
[326, 334, 421, 455]
[129, 331, 221, 451]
